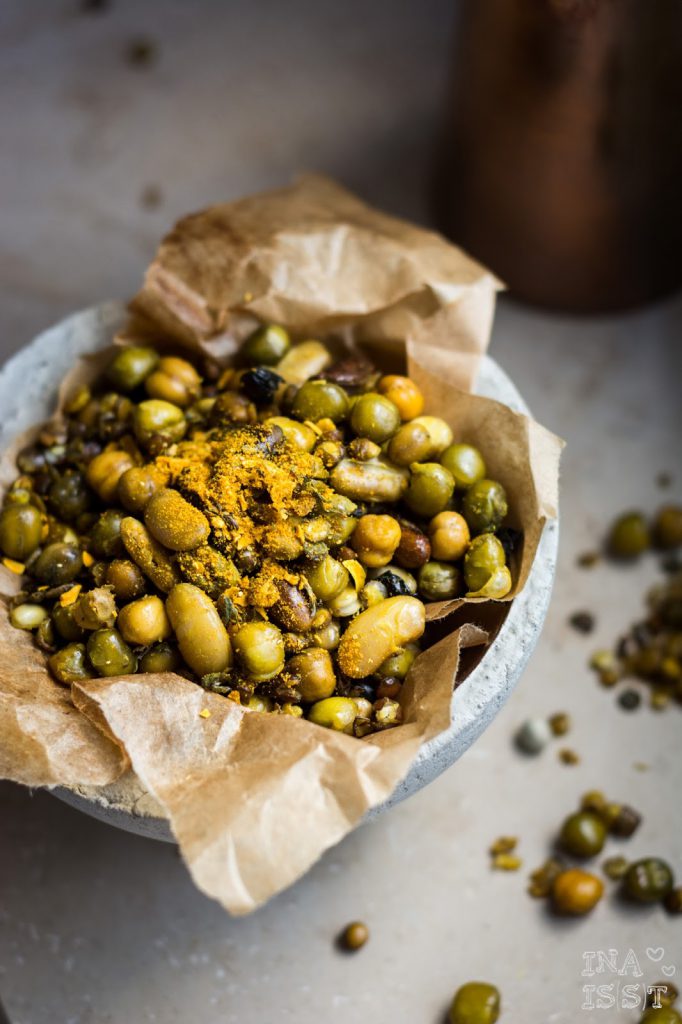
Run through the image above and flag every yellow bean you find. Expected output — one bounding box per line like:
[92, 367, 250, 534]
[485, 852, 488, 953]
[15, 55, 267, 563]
[337, 595, 425, 678]
[276, 340, 331, 384]
[118, 595, 172, 646]
[165, 583, 232, 676]
[86, 450, 135, 503]
[144, 488, 210, 552]
[330, 458, 408, 503]
[120, 517, 181, 593]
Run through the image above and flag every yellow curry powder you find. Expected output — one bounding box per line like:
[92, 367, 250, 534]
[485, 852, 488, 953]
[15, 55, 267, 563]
[153, 425, 334, 611]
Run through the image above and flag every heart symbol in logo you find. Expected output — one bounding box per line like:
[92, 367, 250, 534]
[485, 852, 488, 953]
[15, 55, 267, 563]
[647, 948, 665, 962]
[661, 965, 676, 977]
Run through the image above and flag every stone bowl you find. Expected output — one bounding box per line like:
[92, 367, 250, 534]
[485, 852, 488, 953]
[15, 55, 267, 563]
[0, 303, 558, 843]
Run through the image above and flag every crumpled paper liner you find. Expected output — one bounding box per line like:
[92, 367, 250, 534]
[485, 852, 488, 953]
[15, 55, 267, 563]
[0, 176, 562, 914]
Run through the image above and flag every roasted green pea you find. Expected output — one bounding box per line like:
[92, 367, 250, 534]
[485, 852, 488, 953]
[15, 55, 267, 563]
[559, 812, 608, 858]
[441, 443, 487, 489]
[417, 561, 460, 601]
[86, 450, 135, 504]
[622, 858, 674, 903]
[107, 346, 160, 391]
[139, 641, 181, 674]
[117, 465, 166, 512]
[144, 488, 210, 552]
[118, 595, 171, 646]
[33, 543, 83, 586]
[287, 647, 336, 702]
[242, 324, 291, 365]
[404, 463, 455, 518]
[87, 628, 138, 677]
[461, 479, 508, 534]
[166, 583, 233, 676]
[48, 642, 93, 685]
[89, 509, 126, 559]
[0, 504, 43, 561]
[463, 534, 506, 592]
[448, 982, 501, 1024]
[105, 559, 147, 601]
[304, 556, 350, 603]
[47, 470, 90, 522]
[292, 380, 349, 423]
[232, 621, 285, 681]
[350, 393, 401, 444]
[133, 400, 186, 445]
[608, 511, 650, 558]
[387, 421, 433, 466]
[308, 696, 358, 732]
[52, 602, 86, 641]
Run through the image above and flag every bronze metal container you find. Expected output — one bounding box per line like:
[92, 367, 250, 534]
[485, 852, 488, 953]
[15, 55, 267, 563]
[434, 0, 682, 312]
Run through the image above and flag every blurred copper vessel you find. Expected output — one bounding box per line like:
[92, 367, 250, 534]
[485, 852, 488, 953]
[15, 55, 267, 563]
[434, 0, 682, 312]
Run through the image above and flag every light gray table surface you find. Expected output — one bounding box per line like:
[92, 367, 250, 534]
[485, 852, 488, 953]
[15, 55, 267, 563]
[1, 3, 681, 1023]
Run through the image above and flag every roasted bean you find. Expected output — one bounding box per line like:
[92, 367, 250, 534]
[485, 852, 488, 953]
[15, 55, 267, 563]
[350, 514, 401, 568]
[48, 642, 93, 685]
[270, 580, 316, 632]
[287, 647, 336, 702]
[165, 583, 233, 676]
[337, 595, 425, 678]
[117, 465, 166, 512]
[308, 696, 358, 732]
[120, 517, 181, 593]
[118, 595, 171, 646]
[0, 504, 43, 561]
[86, 450, 135, 503]
[10, 603, 49, 630]
[73, 587, 118, 630]
[276, 340, 331, 384]
[330, 458, 408, 503]
[105, 558, 147, 601]
[87, 628, 137, 677]
[144, 488, 210, 552]
[107, 346, 159, 391]
[232, 621, 284, 681]
[145, 356, 201, 407]
[139, 641, 180, 674]
[33, 543, 83, 586]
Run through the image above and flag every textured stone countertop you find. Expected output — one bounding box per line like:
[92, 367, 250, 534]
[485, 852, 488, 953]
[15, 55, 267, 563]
[1, 3, 681, 1023]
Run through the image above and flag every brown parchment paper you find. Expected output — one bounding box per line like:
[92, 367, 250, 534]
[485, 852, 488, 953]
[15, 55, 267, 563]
[0, 176, 562, 914]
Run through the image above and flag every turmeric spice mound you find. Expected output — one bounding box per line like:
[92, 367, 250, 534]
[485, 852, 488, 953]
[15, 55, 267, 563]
[153, 424, 340, 611]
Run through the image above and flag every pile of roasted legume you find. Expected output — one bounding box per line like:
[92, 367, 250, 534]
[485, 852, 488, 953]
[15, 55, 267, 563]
[0, 324, 516, 736]
[527, 789, 681, 917]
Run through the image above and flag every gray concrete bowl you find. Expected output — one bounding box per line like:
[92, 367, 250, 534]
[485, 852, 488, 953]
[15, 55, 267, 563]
[0, 303, 558, 843]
